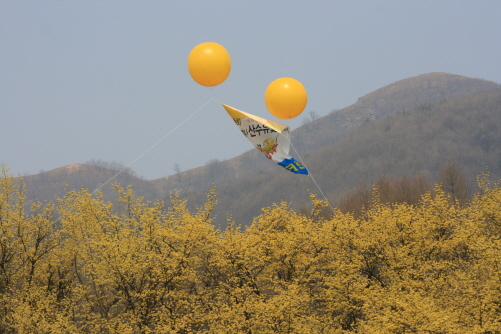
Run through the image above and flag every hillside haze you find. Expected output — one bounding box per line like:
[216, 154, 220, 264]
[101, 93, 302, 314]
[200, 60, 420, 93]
[17, 73, 501, 226]
[204, 88, 501, 226]
[154, 73, 501, 193]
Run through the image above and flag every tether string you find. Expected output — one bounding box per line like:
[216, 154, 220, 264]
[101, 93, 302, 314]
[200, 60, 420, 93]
[91, 96, 215, 195]
[54, 95, 213, 261]
[281, 132, 335, 214]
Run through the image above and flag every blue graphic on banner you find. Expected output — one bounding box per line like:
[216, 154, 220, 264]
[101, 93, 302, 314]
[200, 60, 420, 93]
[277, 158, 309, 175]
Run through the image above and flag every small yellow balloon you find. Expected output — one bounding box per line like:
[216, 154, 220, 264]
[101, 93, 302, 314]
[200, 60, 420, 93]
[187, 42, 231, 87]
[264, 78, 308, 119]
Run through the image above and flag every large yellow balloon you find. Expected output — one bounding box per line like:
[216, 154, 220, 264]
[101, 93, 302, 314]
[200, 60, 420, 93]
[264, 78, 308, 119]
[187, 42, 231, 87]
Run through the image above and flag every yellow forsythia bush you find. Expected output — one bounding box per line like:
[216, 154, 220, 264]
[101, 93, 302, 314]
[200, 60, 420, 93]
[1, 165, 501, 333]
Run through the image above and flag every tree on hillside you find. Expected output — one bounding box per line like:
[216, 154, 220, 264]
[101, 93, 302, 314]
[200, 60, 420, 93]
[87, 159, 137, 177]
[87, 158, 109, 172]
[438, 158, 470, 205]
[205, 158, 229, 182]
[173, 163, 181, 182]
[301, 111, 320, 126]
[338, 172, 434, 217]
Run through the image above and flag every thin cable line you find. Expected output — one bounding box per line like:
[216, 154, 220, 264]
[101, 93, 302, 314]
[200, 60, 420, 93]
[281, 132, 335, 214]
[209, 88, 221, 105]
[50, 95, 215, 225]
[91, 97, 215, 195]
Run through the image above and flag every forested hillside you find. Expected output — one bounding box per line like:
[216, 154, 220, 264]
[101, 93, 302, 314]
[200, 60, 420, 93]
[292, 72, 501, 153]
[21, 162, 160, 204]
[17, 73, 501, 227]
[195, 89, 501, 227]
[154, 72, 501, 195]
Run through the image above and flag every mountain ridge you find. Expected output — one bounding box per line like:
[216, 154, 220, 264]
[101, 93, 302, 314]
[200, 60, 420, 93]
[152, 72, 501, 192]
[15, 72, 501, 224]
[199, 88, 501, 226]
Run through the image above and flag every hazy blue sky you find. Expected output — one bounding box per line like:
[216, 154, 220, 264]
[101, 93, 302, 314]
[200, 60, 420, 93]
[2, 1, 500, 180]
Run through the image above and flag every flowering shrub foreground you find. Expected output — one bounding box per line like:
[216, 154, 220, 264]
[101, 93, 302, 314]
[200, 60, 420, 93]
[1, 167, 501, 333]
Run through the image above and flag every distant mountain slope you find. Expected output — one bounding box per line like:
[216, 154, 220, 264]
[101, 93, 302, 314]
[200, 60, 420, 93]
[292, 72, 501, 153]
[189, 89, 501, 227]
[17, 73, 501, 225]
[21, 163, 159, 203]
[154, 73, 501, 195]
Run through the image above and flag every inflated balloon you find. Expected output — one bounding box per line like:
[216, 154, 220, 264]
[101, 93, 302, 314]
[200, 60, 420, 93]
[264, 78, 308, 119]
[187, 42, 231, 87]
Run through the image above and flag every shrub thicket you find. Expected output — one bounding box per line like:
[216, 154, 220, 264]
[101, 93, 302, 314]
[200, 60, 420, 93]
[1, 165, 501, 333]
